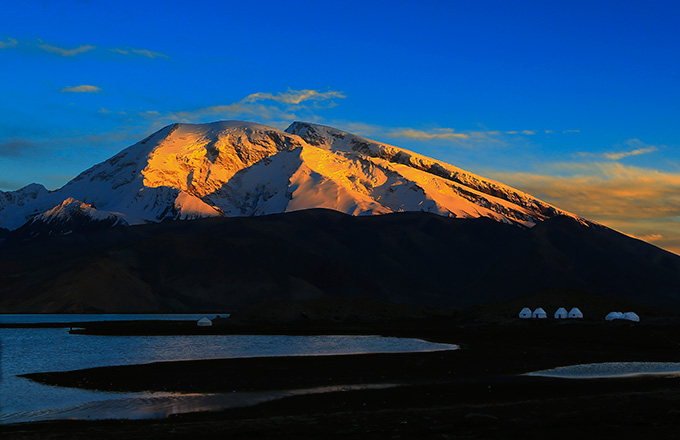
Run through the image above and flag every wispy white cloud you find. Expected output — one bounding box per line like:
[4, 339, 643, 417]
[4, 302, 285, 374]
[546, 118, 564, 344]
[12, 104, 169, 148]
[61, 85, 101, 93]
[486, 130, 537, 135]
[165, 88, 346, 125]
[0, 37, 17, 49]
[603, 139, 658, 160]
[132, 48, 167, 58]
[242, 89, 346, 105]
[171, 103, 298, 124]
[111, 48, 168, 59]
[387, 128, 469, 140]
[315, 120, 543, 149]
[38, 42, 95, 56]
[5, 38, 166, 59]
[563, 129, 580, 134]
[578, 139, 659, 161]
[604, 146, 657, 160]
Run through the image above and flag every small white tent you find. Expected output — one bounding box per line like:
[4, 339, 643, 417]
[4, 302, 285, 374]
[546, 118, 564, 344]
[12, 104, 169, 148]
[622, 312, 640, 322]
[197, 317, 213, 327]
[519, 307, 533, 319]
[568, 307, 583, 319]
[532, 307, 547, 319]
[554, 307, 568, 319]
[605, 312, 623, 321]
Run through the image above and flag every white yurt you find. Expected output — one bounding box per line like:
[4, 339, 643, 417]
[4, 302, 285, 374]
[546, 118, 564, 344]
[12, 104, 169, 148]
[554, 307, 568, 319]
[197, 317, 213, 327]
[605, 312, 623, 321]
[622, 312, 640, 322]
[568, 307, 584, 319]
[532, 307, 547, 319]
[519, 307, 533, 319]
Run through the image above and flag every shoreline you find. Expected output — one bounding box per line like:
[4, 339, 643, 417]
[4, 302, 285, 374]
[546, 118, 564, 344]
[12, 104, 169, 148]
[5, 373, 680, 439]
[6, 320, 680, 437]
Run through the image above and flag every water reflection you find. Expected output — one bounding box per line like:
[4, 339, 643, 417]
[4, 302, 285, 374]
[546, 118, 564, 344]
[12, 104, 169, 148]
[1, 384, 397, 424]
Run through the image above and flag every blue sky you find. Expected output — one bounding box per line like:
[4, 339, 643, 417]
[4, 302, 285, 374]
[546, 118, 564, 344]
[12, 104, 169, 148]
[1, 0, 680, 252]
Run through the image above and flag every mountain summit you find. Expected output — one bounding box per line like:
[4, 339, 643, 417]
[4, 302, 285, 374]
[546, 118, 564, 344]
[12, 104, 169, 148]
[0, 121, 584, 235]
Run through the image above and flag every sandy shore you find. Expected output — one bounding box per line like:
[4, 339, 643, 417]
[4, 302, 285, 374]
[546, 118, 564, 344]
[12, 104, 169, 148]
[5, 320, 680, 438]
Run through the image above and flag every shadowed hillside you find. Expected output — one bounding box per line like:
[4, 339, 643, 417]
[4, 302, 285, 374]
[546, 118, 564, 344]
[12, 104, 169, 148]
[0, 209, 679, 313]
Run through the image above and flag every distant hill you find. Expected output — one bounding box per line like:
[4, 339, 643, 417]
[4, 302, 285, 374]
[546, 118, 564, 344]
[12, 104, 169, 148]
[0, 209, 678, 313]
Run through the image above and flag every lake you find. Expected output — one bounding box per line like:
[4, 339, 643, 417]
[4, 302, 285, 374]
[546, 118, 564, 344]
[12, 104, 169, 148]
[0, 314, 457, 424]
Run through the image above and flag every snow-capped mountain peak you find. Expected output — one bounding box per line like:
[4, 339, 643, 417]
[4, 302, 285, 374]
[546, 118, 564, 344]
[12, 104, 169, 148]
[0, 120, 588, 236]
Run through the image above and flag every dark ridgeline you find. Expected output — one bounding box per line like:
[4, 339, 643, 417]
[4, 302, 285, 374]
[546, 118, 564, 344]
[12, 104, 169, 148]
[0, 209, 678, 314]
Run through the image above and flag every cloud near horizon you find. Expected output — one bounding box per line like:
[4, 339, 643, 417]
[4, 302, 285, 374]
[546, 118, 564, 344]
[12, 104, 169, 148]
[61, 85, 101, 93]
[323, 120, 547, 147]
[490, 161, 680, 254]
[630, 233, 663, 242]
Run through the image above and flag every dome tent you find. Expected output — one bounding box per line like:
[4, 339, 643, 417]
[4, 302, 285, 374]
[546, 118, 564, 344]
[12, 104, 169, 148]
[532, 308, 547, 319]
[197, 317, 213, 327]
[568, 307, 583, 319]
[622, 312, 640, 322]
[519, 307, 533, 319]
[605, 312, 623, 321]
[554, 307, 568, 319]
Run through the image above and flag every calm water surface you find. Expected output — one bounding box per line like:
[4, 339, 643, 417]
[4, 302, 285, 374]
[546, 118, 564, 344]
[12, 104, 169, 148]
[0, 314, 457, 424]
[0, 314, 221, 324]
[528, 362, 680, 378]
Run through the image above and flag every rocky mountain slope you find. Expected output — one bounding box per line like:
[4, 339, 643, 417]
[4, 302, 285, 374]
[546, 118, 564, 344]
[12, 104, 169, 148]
[0, 121, 584, 238]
